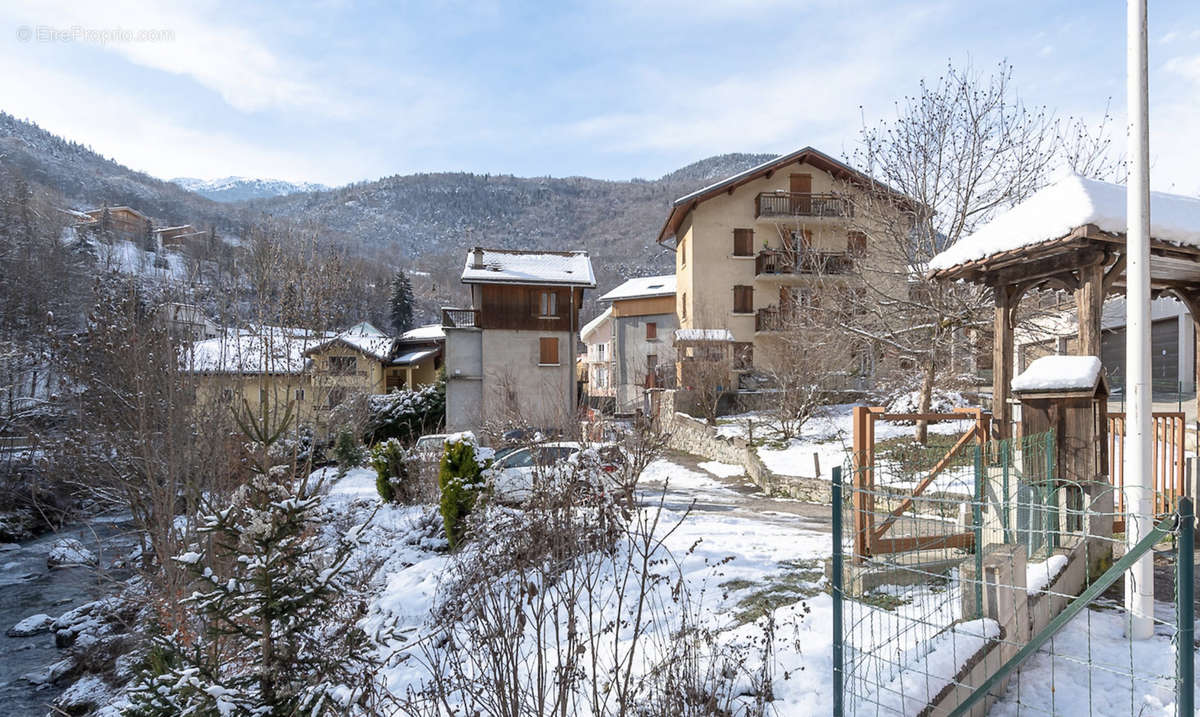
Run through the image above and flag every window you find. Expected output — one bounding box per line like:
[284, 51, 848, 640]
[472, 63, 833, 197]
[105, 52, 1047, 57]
[220, 388, 234, 403]
[733, 342, 754, 370]
[681, 293, 687, 319]
[679, 237, 687, 267]
[597, 343, 606, 360]
[329, 355, 356, 375]
[646, 353, 658, 372]
[733, 285, 753, 314]
[539, 337, 560, 365]
[646, 322, 657, 340]
[327, 387, 346, 408]
[294, 388, 305, 402]
[848, 231, 867, 257]
[733, 228, 754, 257]
[537, 290, 559, 317]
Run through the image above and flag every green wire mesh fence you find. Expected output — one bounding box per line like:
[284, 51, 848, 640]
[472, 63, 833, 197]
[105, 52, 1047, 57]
[832, 429, 1196, 717]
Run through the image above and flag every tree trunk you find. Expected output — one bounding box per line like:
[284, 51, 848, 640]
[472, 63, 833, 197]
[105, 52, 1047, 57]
[914, 358, 936, 444]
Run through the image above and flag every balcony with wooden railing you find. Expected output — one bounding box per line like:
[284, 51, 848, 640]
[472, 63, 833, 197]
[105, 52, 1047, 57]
[755, 192, 853, 219]
[755, 249, 855, 277]
[441, 307, 480, 329]
[755, 305, 791, 332]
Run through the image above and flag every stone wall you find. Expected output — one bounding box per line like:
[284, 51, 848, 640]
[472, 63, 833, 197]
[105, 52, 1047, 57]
[651, 389, 832, 503]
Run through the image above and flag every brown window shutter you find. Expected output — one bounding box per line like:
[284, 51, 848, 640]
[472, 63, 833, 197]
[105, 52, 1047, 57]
[539, 337, 559, 365]
[733, 228, 754, 256]
[848, 231, 867, 256]
[646, 322, 657, 340]
[734, 285, 753, 313]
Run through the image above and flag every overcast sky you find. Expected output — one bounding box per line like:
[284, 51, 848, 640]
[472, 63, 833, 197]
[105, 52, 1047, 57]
[2, 1, 1198, 192]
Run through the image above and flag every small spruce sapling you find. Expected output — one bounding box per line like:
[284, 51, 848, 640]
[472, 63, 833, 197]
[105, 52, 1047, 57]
[332, 428, 364, 478]
[437, 434, 488, 549]
[124, 401, 381, 716]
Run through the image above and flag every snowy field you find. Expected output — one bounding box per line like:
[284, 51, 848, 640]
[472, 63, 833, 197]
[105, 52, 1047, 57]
[306, 456, 1196, 716]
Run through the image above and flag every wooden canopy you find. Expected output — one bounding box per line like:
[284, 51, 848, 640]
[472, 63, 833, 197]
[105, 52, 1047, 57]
[931, 222, 1200, 438]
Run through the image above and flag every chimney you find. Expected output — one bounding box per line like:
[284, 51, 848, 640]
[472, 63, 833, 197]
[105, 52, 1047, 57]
[471, 246, 485, 269]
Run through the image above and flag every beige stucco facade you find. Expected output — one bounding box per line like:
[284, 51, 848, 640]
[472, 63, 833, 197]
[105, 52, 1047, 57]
[671, 155, 905, 375]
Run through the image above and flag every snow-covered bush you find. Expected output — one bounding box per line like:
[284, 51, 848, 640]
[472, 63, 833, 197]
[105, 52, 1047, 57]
[437, 432, 488, 549]
[370, 438, 425, 504]
[885, 389, 968, 419]
[363, 381, 445, 445]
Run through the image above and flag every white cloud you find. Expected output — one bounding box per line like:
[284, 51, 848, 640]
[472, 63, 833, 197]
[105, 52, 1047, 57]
[5, 0, 350, 116]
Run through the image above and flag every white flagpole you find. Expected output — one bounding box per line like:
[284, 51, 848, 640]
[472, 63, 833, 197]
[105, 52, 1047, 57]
[1125, 0, 1154, 640]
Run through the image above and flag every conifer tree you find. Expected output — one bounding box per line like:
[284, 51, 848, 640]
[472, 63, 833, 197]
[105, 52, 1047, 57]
[389, 269, 414, 335]
[125, 402, 381, 716]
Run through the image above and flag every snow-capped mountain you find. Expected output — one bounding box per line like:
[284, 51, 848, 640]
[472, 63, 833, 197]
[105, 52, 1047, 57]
[171, 176, 329, 202]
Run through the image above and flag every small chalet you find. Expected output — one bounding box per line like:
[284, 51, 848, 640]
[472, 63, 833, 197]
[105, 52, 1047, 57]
[443, 247, 596, 432]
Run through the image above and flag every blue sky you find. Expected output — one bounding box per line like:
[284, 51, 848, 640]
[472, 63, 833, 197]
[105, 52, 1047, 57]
[2, 1, 1199, 192]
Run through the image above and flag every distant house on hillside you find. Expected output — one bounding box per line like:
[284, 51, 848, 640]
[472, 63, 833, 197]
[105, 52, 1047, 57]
[80, 205, 152, 243]
[443, 247, 595, 433]
[161, 302, 219, 342]
[596, 274, 677, 415]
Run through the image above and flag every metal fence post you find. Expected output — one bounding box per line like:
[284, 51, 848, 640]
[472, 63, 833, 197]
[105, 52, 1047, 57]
[973, 444, 984, 618]
[1179, 496, 1194, 717]
[832, 465, 845, 717]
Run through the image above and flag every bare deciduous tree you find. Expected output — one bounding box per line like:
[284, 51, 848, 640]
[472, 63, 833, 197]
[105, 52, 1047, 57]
[844, 60, 1119, 440]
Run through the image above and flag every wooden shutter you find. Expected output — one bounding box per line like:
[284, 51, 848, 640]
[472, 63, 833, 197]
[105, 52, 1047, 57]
[733, 228, 754, 256]
[734, 285, 753, 314]
[848, 231, 867, 256]
[539, 337, 559, 365]
[646, 322, 657, 340]
[790, 173, 813, 214]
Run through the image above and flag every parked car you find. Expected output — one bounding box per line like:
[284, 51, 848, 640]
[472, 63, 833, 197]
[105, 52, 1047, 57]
[412, 433, 450, 461]
[487, 441, 625, 502]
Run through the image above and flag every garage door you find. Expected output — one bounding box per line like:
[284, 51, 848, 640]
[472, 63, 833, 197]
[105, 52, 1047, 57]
[1101, 319, 1180, 393]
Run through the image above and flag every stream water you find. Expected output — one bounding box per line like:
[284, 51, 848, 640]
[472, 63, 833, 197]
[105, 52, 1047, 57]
[0, 517, 136, 716]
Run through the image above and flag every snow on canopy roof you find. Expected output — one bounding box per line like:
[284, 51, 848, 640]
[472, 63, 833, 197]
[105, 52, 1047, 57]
[392, 347, 439, 365]
[675, 328, 734, 342]
[929, 174, 1200, 272]
[461, 247, 596, 287]
[400, 323, 445, 342]
[1011, 355, 1103, 393]
[599, 274, 676, 302]
[307, 321, 393, 360]
[579, 307, 613, 343]
[188, 327, 327, 375]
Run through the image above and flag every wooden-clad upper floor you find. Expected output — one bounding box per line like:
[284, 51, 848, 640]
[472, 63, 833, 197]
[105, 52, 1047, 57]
[472, 283, 584, 332]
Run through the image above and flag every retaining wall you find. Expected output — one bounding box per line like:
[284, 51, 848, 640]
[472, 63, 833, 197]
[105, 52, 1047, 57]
[651, 389, 832, 503]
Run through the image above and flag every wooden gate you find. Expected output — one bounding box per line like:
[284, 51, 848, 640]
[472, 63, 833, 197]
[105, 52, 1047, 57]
[1107, 412, 1187, 531]
[851, 406, 990, 560]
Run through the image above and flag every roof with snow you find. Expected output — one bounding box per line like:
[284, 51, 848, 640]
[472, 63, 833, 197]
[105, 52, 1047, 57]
[392, 347, 440, 366]
[305, 321, 393, 361]
[460, 247, 596, 287]
[1011, 355, 1105, 394]
[399, 323, 445, 342]
[579, 307, 613, 343]
[598, 274, 676, 302]
[674, 328, 734, 342]
[188, 327, 328, 375]
[929, 175, 1200, 276]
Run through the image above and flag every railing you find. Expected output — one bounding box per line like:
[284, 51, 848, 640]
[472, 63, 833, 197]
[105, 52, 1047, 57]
[441, 307, 479, 328]
[755, 249, 854, 276]
[755, 306, 788, 332]
[1108, 411, 1187, 531]
[755, 192, 853, 219]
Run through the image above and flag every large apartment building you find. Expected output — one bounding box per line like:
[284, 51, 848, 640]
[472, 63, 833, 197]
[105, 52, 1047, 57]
[443, 247, 595, 432]
[656, 147, 900, 380]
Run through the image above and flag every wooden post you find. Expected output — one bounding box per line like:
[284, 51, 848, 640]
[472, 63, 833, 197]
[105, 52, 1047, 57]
[851, 406, 875, 562]
[993, 286, 1015, 440]
[1076, 261, 1105, 356]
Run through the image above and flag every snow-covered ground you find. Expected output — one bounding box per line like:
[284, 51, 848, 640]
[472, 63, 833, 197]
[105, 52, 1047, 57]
[717, 403, 972, 482]
[305, 454, 1200, 716]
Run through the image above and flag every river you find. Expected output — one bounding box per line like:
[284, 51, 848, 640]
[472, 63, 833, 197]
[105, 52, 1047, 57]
[0, 517, 136, 716]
